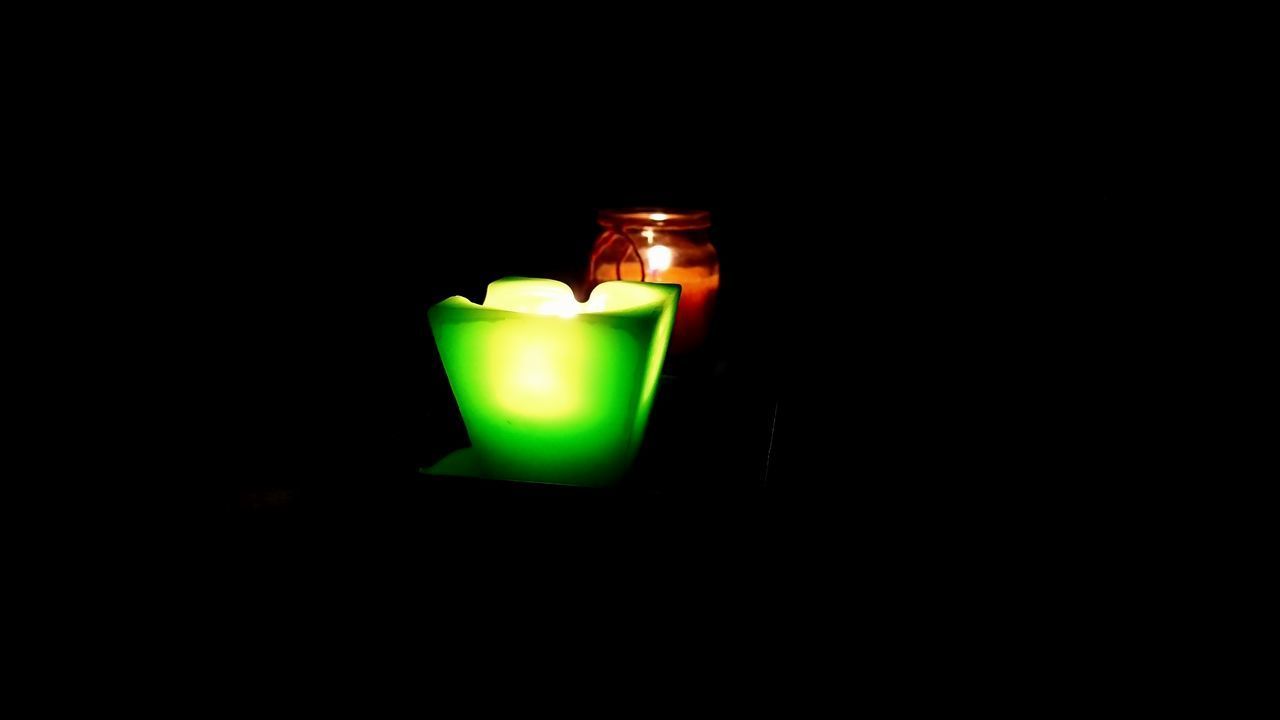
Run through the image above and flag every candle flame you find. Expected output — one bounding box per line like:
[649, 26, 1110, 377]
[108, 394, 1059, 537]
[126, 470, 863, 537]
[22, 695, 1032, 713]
[648, 245, 673, 273]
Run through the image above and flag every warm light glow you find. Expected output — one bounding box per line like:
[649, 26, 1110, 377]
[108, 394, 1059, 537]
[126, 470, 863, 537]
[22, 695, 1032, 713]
[488, 325, 585, 420]
[648, 213, 669, 221]
[641, 229, 655, 244]
[426, 277, 681, 486]
[534, 297, 606, 317]
[483, 278, 605, 317]
[536, 298, 583, 318]
[648, 245, 673, 272]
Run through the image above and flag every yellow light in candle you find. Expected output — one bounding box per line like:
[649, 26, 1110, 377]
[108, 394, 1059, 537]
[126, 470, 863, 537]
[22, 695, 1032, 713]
[648, 245, 673, 272]
[537, 298, 583, 317]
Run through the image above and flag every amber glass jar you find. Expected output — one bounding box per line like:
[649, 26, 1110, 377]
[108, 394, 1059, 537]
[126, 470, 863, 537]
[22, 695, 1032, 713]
[586, 209, 719, 355]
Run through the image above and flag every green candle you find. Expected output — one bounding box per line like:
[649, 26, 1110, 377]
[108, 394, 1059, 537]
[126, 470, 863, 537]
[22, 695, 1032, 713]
[427, 277, 680, 486]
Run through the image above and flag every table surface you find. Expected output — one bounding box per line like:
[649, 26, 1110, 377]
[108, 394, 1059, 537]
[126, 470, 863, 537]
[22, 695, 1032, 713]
[233, 357, 783, 523]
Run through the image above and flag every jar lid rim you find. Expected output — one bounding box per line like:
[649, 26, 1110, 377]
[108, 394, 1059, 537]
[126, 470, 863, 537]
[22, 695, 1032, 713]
[598, 208, 710, 229]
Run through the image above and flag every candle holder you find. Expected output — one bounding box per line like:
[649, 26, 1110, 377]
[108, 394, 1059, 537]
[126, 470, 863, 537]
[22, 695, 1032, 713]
[587, 209, 718, 356]
[425, 277, 680, 487]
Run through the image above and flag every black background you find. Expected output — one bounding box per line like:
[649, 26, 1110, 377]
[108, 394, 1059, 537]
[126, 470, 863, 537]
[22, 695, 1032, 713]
[198, 137, 1091, 562]
[111, 85, 1116, 598]
[62, 77, 1178, 692]
[32, 21, 1200, 691]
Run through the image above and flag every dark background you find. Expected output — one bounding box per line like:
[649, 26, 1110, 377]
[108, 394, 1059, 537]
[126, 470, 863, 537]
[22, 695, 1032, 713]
[206, 152, 1082, 544]
[45, 26, 1185, 683]
[143, 95, 1109, 579]
[82, 81, 1156, 671]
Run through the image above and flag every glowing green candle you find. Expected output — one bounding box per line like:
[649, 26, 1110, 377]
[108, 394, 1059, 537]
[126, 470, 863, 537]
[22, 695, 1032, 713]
[427, 277, 680, 486]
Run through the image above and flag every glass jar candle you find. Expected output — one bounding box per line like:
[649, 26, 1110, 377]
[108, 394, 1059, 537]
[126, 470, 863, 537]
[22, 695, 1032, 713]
[586, 209, 719, 355]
